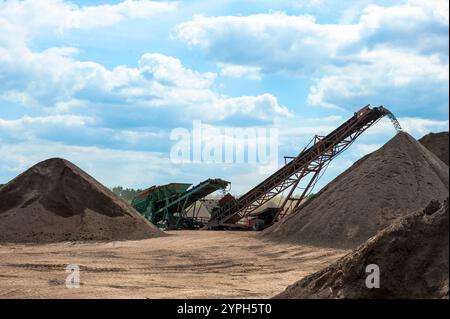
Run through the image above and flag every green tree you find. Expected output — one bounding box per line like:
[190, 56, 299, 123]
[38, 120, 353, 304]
[111, 186, 143, 203]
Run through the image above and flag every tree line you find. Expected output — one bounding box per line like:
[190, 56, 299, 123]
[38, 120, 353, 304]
[111, 186, 143, 203]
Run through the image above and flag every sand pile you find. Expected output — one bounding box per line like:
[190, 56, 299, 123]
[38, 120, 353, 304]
[264, 132, 449, 248]
[419, 131, 449, 165]
[0, 158, 164, 243]
[275, 199, 449, 299]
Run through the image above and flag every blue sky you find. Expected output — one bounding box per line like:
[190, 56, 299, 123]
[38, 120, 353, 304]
[0, 0, 448, 194]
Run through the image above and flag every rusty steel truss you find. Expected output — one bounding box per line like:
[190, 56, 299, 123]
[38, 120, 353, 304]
[207, 105, 402, 229]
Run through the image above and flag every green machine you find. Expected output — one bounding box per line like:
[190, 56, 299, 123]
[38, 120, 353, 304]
[131, 179, 229, 230]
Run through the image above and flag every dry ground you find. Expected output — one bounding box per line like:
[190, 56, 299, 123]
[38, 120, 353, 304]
[0, 231, 346, 298]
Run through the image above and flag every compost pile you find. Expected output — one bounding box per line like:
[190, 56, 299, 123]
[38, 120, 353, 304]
[0, 158, 164, 243]
[275, 198, 449, 299]
[264, 132, 449, 248]
[419, 131, 449, 165]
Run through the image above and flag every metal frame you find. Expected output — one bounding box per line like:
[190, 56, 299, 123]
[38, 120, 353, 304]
[133, 179, 229, 229]
[153, 180, 229, 229]
[208, 105, 401, 228]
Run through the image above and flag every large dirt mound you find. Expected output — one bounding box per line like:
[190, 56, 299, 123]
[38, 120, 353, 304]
[275, 199, 449, 299]
[263, 132, 449, 248]
[0, 158, 164, 243]
[419, 131, 449, 165]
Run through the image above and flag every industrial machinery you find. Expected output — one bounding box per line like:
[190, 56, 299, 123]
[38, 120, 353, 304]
[132, 178, 229, 230]
[247, 207, 280, 231]
[207, 105, 402, 230]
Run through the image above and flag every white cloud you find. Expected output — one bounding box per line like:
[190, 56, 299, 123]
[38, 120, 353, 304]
[0, 0, 292, 193]
[0, 114, 94, 128]
[213, 94, 291, 121]
[0, 47, 289, 125]
[0, 1, 289, 127]
[307, 47, 449, 110]
[139, 53, 216, 89]
[406, 0, 449, 26]
[175, 1, 449, 114]
[0, 114, 96, 143]
[219, 63, 261, 80]
[176, 12, 360, 74]
[0, 113, 174, 154]
[175, 1, 448, 75]
[0, 0, 178, 42]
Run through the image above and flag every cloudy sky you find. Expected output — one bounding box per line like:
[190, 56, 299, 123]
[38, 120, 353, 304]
[0, 0, 448, 194]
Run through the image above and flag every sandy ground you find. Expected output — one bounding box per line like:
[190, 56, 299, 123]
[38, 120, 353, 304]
[0, 230, 346, 299]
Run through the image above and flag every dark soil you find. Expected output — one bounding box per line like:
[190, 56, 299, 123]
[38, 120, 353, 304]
[0, 158, 164, 243]
[275, 199, 449, 299]
[263, 132, 449, 249]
